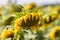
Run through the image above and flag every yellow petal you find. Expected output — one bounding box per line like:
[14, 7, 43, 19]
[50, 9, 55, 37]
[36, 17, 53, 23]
[46, 16, 50, 22]
[31, 13, 35, 20]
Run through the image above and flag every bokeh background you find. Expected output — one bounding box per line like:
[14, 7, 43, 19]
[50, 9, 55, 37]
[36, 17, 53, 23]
[0, 0, 60, 40]
[0, 0, 60, 6]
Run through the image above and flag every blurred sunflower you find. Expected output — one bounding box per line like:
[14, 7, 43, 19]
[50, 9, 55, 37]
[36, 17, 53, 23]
[1, 28, 14, 38]
[44, 14, 58, 27]
[49, 26, 60, 39]
[25, 3, 36, 10]
[4, 15, 15, 26]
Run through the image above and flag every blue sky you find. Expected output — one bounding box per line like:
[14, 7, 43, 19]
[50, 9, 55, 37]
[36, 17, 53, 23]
[0, 0, 60, 6]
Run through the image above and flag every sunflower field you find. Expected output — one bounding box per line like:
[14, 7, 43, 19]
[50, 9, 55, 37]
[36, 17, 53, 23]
[0, 2, 60, 40]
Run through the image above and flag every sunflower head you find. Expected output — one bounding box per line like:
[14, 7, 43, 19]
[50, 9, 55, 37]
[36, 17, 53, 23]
[49, 26, 60, 39]
[44, 14, 58, 24]
[4, 15, 15, 26]
[25, 3, 36, 10]
[1, 29, 14, 38]
[14, 12, 43, 32]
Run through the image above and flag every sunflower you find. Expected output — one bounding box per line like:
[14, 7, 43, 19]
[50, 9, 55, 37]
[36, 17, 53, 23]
[44, 14, 58, 24]
[14, 12, 43, 32]
[25, 3, 36, 10]
[43, 13, 58, 28]
[4, 15, 15, 26]
[49, 26, 60, 39]
[1, 29, 14, 38]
